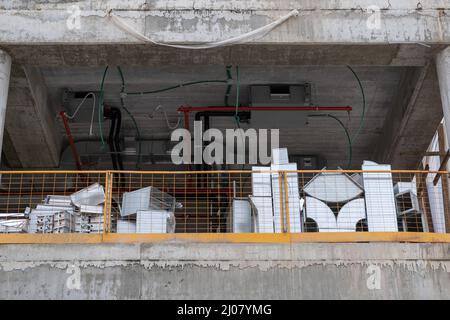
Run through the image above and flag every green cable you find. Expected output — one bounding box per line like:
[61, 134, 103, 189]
[126, 80, 228, 95]
[347, 65, 366, 144]
[98, 66, 109, 147]
[234, 65, 240, 128]
[117, 66, 142, 169]
[309, 114, 352, 169]
[225, 65, 232, 107]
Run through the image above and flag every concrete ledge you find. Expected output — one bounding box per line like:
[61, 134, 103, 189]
[1, 242, 449, 262]
[0, 242, 449, 299]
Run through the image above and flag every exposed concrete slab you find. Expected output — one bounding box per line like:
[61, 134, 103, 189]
[4, 67, 62, 168]
[0, 242, 449, 299]
[1, 44, 443, 67]
[0, 1, 449, 45]
[373, 62, 443, 169]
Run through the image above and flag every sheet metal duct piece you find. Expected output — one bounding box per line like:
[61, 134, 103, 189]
[362, 160, 398, 232]
[305, 196, 337, 232]
[249, 196, 274, 233]
[70, 183, 105, 207]
[120, 186, 178, 217]
[227, 199, 253, 233]
[336, 198, 366, 232]
[0, 219, 28, 233]
[303, 171, 364, 203]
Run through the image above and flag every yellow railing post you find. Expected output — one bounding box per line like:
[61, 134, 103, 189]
[103, 171, 113, 233]
[277, 171, 285, 233]
[283, 171, 291, 234]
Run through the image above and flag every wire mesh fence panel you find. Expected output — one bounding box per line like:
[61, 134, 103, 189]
[300, 170, 449, 233]
[0, 170, 449, 236]
[110, 171, 254, 233]
[0, 172, 107, 234]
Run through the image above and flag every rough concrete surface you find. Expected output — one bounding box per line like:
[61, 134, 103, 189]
[0, 242, 449, 299]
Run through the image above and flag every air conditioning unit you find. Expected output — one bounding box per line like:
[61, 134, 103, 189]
[249, 84, 311, 128]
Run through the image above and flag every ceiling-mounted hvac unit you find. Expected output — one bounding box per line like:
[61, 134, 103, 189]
[249, 84, 311, 128]
[250, 84, 311, 106]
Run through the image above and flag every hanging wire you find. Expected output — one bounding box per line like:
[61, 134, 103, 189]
[347, 65, 366, 144]
[125, 80, 228, 96]
[117, 66, 142, 169]
[225, 65, 233, 107]
[308, 114, 353, 169]
[98, 66, 109, 147]
[149, 105, 182, 130]
[64, 92, 96, 136]
[234, 65, 241, 128]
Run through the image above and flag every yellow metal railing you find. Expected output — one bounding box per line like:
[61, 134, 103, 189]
[0, 170, 449, 243]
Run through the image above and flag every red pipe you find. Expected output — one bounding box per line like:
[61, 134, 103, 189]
[178, 106, 352, 113]
[59, 111, 82, 170]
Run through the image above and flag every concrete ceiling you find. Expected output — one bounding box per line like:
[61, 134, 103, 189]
[39, 65, 409, 169]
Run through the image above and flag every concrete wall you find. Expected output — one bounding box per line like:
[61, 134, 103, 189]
[0, 242, 449, 299]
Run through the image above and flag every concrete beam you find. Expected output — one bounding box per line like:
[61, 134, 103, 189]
[373, 62, 443, 169]
[0, 1, 449, 45]
[4, 66, 62, 168]
[0, 44, 444, 68]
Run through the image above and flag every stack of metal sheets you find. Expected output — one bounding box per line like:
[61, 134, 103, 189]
[28, 184, 106, 234]
[0, 213, 28, 233]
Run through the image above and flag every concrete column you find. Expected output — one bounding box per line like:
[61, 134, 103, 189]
[0, 49, 11, 161]
[437, 47, 450, 142]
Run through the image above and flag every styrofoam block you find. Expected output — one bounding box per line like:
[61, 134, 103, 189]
[136, 209, 175, 233]
[252, 166, 272, 197]
[362, 161, 398, 232]
[271, 163, 302, 233]
[271, 148, 289, 165]
[117, 220, 137, 233]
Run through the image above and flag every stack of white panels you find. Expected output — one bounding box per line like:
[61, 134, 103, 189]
[249, 196, 274, 233]
[116, 220, 137, 233]
[136, 210, 175, 233]
[271, 163, 302, 233]
[251, 166, 274, 233]
[362, 161, 398, 232]
[252, 166, 272, 197]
